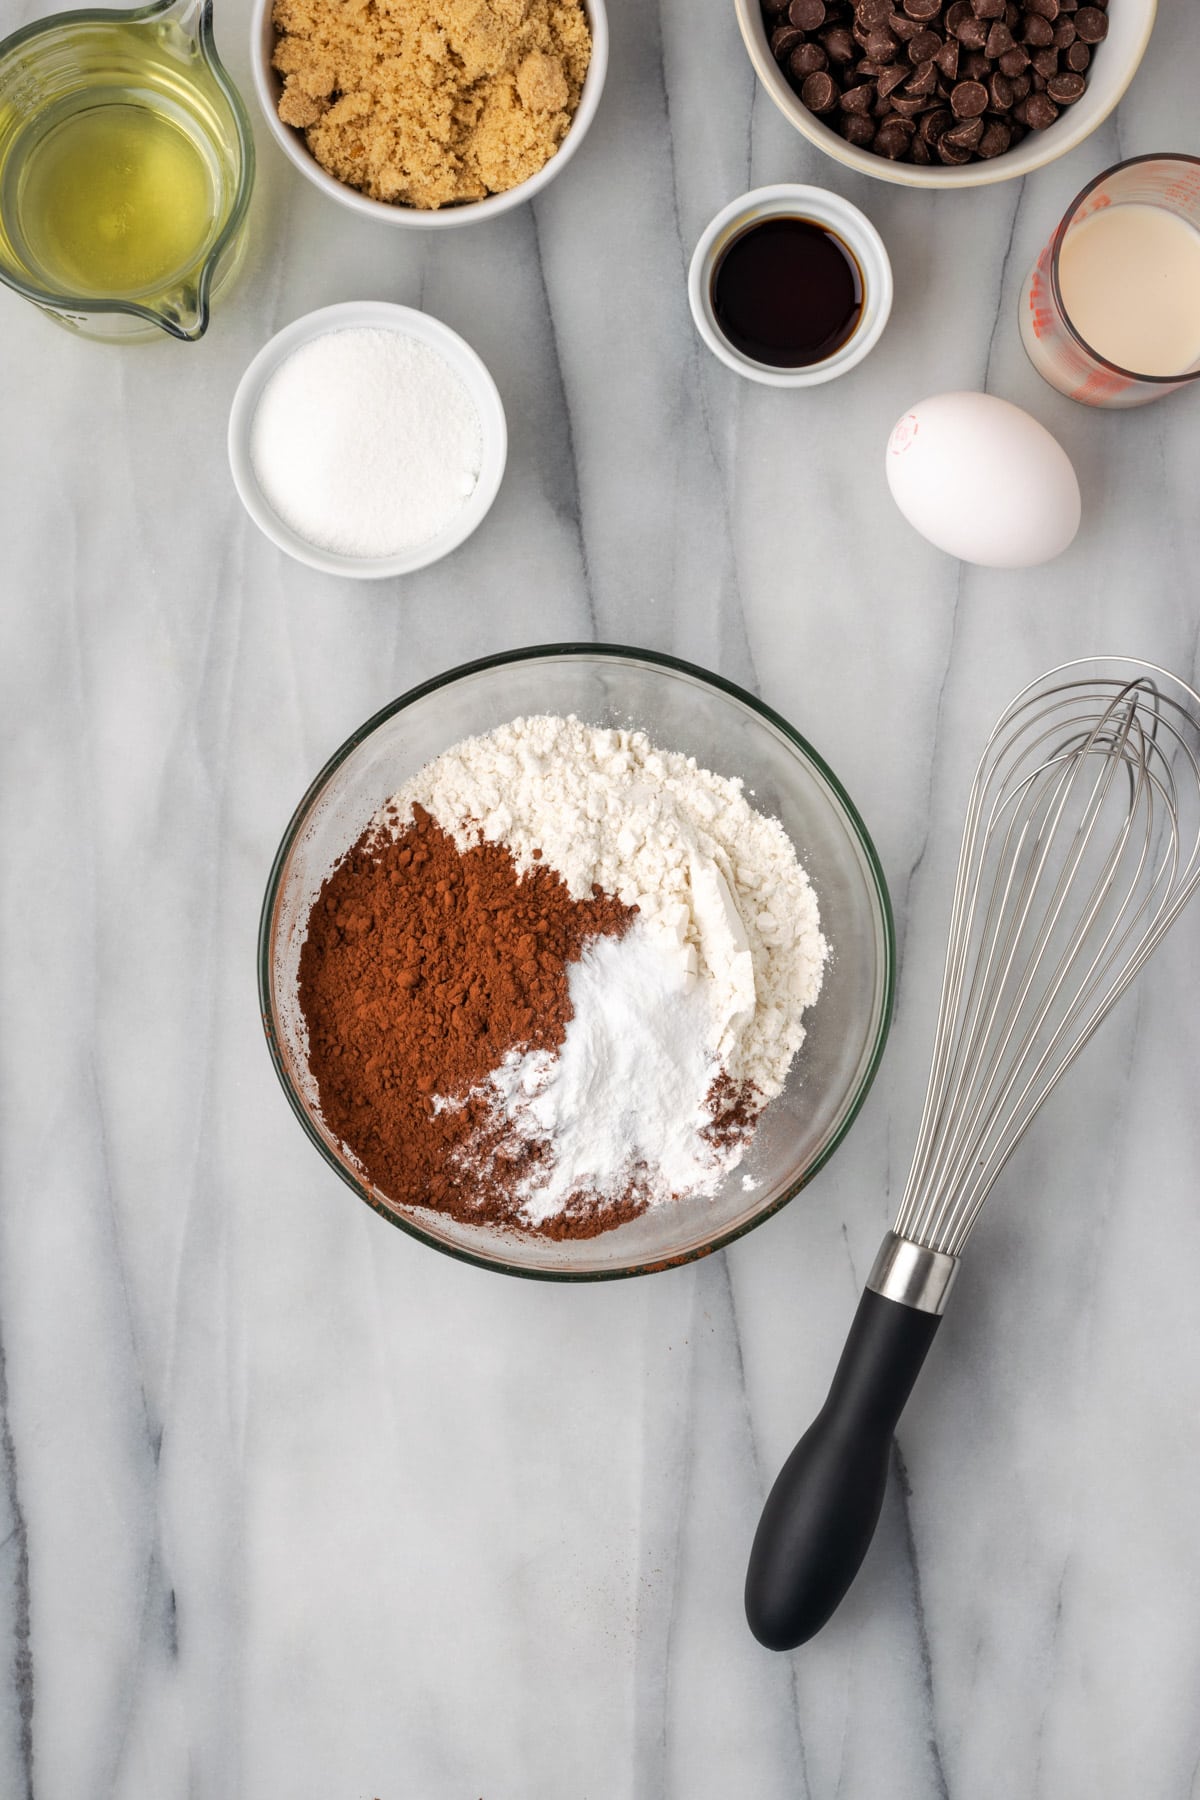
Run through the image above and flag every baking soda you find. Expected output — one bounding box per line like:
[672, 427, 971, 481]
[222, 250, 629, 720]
[482, 922, 732, 1224]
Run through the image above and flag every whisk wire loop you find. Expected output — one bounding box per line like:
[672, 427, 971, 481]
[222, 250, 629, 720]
[896, 663, 1200, 1259]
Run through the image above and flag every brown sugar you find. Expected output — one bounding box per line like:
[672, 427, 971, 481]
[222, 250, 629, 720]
[272, 0, 593, 210]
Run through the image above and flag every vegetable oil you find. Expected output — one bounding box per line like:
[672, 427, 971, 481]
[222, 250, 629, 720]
[11, 94, 216, 300]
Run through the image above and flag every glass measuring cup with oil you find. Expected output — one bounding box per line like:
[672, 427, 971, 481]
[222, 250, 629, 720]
[0, 0, 254, 341]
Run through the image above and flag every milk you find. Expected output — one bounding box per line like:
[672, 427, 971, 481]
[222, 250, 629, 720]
[1057, 203, 1200, 378]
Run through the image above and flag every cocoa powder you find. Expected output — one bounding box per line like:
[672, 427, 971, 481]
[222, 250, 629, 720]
[297, 805, 641, 1236]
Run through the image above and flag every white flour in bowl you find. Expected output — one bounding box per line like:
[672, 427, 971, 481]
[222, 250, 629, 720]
[376, 714, 828, 1225]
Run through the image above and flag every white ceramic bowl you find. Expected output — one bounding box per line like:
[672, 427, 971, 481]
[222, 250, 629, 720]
[734, 0, 1156, 189]
[250, 0, 608, 227]
[688, 184, 893, 385]
[228, 301, 508, 579]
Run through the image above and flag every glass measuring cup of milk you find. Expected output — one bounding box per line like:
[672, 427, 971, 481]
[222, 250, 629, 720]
[1020, 155, 1200, 408]
[0, 0, 254, 342]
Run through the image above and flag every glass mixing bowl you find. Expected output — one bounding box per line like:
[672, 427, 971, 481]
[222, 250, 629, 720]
[259, 646, 894, 1279]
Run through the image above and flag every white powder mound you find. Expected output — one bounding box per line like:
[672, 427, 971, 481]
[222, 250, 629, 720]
[377, 713, 828, 1101]
[482, 922, 731, 1225]
[250, 328, 482, 558]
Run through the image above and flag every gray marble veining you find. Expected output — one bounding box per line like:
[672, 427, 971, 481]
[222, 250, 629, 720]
[2, 0, 1199, 1793]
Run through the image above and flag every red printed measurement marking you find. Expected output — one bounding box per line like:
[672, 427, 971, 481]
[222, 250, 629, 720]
[1027, 251, 1054, 337]
[1077, 364, 1132, 403]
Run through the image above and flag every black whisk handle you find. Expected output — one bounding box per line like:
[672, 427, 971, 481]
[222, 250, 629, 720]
[745, 1287, 942, 1651]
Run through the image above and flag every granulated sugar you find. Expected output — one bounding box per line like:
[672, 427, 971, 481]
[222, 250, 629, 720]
[250, 327, 482, 558]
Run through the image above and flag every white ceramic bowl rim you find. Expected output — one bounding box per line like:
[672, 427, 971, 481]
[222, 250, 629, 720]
[733, 0, 1157, 189]
[688, 184, 894, 387]
[249, 0, 609, 227]
[227, 301, 508, 579]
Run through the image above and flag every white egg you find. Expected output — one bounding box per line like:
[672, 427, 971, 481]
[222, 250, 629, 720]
[885, 392, 1081, 568]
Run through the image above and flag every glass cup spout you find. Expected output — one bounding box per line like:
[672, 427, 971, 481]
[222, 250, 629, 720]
[0, 0, 255, 342]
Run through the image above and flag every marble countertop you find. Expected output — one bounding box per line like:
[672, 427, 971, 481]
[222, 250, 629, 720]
[3, 0, 1200, 1794]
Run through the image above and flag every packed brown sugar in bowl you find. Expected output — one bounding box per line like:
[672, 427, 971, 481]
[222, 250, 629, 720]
[271, 0, 593, 210]
[295, 716, 829, 1242]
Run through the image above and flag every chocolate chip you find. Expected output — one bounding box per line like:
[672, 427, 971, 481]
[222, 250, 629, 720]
[978, 117, 1013, 153]
[1016, 88, 1058, 123]
[1022, 12, 1054, 42]
[906, 54, 939, 91]
[1025, 0, 1059, 15]
[962, 48, 991, 77]
[840, 77, 877, 108]
[1046, 67, 1085, 99]
[998, 41, 1030, 69]
[919, 103, 953, 138]
[840, 111, 878, 141]
[790, 39, 829, 71]
[1073, 3, 1107, 37]
[865, 25, 901, 57]
[1064, 37, 1090, 67]
[950, 76, 988, 113]
[984, 18, 1013, 53]
[972, 0, 1007, 15]
[943, 112, 984, 146]
[988, 68, 1013, 105]
[789, 0, 827, 26]
[801, 68, 840, 108]
[1052, 15, 1076, 41]
[903, 0, 943, 16]
[936, 36, 960, 76]
[855, 0, 893, 23]
[878, 59, 912, 93]
[821, 24, 858, 58]
[771, 23, 807, 55]
[875, 116, 916, 153]
[937, 133, 972, 160]
[1009, 69, 1032, 96]
[911, 131, 934, 160]
[891, 88, 933, 112]
[1032, 44, 1060, 75]
[907, 27, 943, 59]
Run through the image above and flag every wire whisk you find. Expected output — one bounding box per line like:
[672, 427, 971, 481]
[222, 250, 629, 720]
[901, 661, 1200, 1257]
[747, 658, 1200, 1651]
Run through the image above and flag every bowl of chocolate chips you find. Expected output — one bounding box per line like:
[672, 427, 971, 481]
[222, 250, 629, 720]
[735, 0, 1154, 183]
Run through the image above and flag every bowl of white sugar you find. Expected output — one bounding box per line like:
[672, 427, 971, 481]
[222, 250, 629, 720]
[228, 301, 507, 578]
[260, 645, 895, 1280]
